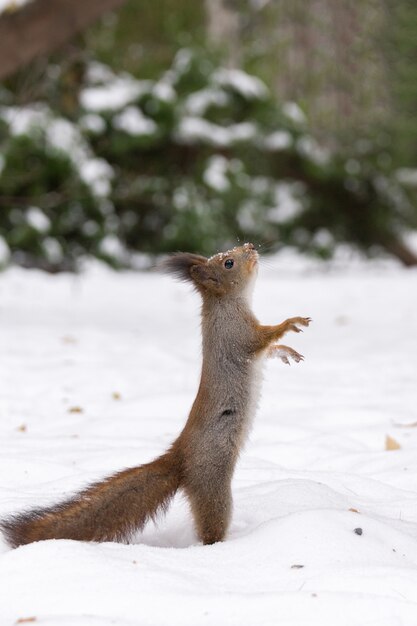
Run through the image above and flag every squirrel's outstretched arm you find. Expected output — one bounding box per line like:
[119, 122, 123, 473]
[252, 317, 311, 354]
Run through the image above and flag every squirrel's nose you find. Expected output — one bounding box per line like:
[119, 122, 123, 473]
[245, 243, 255, 250]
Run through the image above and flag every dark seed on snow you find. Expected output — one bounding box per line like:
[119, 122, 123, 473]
[354, 527, 363, 535]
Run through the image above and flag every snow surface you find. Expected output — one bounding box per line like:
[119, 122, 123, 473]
[1, 254, 417, 625]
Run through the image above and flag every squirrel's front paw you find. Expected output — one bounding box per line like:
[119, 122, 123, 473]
[268, 344, 305, 365]
[284, 317, 312, 334]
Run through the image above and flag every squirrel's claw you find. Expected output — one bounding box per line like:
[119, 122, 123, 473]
[288, 317, 311, 334]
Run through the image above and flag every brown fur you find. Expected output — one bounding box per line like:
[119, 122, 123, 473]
[1, 242, 310, 547]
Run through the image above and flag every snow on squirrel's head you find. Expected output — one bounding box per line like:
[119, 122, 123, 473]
[161, 242, 259, 297]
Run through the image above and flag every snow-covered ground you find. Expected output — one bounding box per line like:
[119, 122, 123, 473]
[1, 252, 417, 625]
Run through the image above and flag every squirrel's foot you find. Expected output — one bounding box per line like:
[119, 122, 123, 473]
[268, 344, 305, 365]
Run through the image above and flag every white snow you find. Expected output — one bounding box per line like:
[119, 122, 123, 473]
[79, 158, 114, 198]
[26, 206, 50, 233]
[213, 68, 269, 100]
[1, 255, 417, 625]
[79, 113, 106, 135]
[1, 103, 48, 135]
[177, 117, 257, 146]
[42, 238, 63, 264]
[86, 62, 118, 86]
[312, 228, 334, 248]
[185, 88, 230, 116]
[297, 136, 330, 166]
[282, 102, 307, 125]
[80, 77, 152, 112]
[0, 236, 10, 265]
[267, 182, 305, 223]
[203, 156, 230, 192]
[99, 235, 126, 261]
[263, 130, 293, 151]
[152, 81, 176, 103]
[403, 230, 417, 256]
[113, 106, 157, 136]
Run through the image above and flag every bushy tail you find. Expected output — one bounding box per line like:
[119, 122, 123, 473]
[1, 451, 182, 547]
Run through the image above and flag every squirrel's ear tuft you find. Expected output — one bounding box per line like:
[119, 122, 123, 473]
[159, 252, 208, 283]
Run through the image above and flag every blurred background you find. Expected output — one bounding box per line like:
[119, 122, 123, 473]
[0, 0, 417, 272]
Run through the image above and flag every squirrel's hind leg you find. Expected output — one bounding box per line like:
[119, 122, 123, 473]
[185, 481, 232, 545]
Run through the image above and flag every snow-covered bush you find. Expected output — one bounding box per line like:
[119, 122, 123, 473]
[0, 106, 123, 270]
[0, 49, 416, 270]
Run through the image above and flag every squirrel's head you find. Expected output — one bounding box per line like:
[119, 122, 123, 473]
[161, 242, 259, 298]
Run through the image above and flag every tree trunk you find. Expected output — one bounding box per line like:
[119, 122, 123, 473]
[383, 238, 417, 267]
[0, 0, 127, 81]
[204, 0, 241, 67]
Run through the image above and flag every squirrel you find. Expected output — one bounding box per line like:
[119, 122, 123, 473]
[1, 242, 310, 548]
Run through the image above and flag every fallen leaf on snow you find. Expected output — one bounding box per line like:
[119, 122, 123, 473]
[385, 435, 401, 451]
[68, 406, 83, 414]
[16, 618, 37, 624]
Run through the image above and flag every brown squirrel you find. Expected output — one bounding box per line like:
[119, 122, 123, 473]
[1, 242, 310, 547]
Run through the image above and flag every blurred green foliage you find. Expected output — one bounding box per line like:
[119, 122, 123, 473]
[0, 131, 115, 270]
[86, 0, 205, 79]
[1, 47, 416, 271]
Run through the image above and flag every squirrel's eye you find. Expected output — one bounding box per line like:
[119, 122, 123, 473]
[224, 259, 234, 269]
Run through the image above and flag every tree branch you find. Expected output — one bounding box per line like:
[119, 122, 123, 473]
[0, 0, 127, 81]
